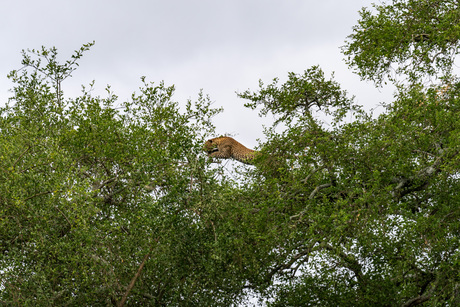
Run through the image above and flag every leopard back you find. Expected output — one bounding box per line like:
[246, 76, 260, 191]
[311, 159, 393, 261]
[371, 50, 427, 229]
[204, 136, 255, 164]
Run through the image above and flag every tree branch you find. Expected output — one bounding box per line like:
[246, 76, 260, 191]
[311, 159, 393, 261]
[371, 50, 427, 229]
[12, 145, 31, 169]
[118, 244, 155, 307]
[323, 243, 365, 285]
[54, 205, 71, 227]
[392, 155, 443, 199]
[92, 177, 116, 191]
[301, 166, 325, 183]
[401, 274, 439, 307]
[24, 190, 61, 202]
[262, 244, 315, 285]
[402, 294, 432, 307]
[309, 183, 332, 199]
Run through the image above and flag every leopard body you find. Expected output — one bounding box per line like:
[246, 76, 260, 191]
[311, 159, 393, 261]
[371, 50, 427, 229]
[203, 136, 256, 165]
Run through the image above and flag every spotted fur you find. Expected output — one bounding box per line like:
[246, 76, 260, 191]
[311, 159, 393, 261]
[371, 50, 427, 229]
[203, 136, 256, 165]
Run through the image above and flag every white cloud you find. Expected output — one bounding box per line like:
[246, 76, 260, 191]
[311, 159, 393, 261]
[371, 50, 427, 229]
[0, 0, 392, 147]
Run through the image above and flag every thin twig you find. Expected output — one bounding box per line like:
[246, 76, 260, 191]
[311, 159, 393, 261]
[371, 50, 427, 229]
[12, 145, 31, 169]
[24, 190, 60, 202]
[54, 205, 72, 227]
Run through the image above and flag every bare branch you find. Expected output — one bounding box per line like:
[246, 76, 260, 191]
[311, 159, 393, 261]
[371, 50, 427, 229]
[309, 183, 332, 199]
[265, 245, 314, 283]
[54, 205, 71, 227]
[92, 177, 116, 191]
[301, 165, 325, 183]
[118, 243, 156, 307]
[12, 145, 31, 169]
[402, 294, 432, 307]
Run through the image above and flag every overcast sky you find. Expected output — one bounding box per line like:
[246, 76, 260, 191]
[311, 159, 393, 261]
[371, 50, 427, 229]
[1, 0, 394, 148]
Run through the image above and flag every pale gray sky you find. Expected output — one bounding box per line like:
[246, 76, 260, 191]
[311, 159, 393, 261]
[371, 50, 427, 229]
[0, 0, 394, 148]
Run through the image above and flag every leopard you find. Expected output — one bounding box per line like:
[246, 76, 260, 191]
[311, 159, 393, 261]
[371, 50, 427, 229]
[203, 136, 256, 165]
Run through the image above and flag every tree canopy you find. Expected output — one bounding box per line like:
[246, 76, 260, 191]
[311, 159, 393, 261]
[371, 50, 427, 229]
[1, 1, 460, 306]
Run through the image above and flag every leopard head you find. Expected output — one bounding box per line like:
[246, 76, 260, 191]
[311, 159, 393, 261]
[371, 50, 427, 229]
[203, 139, 219, 155]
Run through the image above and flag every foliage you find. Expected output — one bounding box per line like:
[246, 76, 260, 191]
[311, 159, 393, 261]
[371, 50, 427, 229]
[239, 66, 358, 126]
[244, 78, 460, 306]
[1, 1, 460, 306]
[0, 43, 233, 306]
[343, 0, 460, 85]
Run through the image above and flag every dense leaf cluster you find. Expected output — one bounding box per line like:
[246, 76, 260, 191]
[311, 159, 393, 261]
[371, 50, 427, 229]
[343, 0, 460, 84]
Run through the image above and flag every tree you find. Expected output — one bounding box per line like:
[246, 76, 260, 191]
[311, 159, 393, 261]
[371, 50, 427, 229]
[0, 43, 239, 306]
[233, 0, 460, 305]
[1, 1, 460, 306]
[239, 69, 460, 306]
[343, 0, 460, 85]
